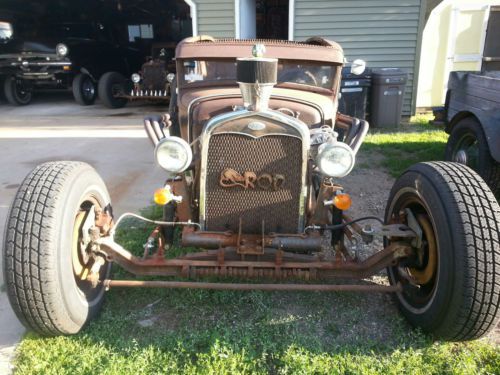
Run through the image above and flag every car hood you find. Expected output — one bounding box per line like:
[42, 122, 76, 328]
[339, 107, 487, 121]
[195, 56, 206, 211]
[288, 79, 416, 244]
[180, 86, 337, 141]
[1, 38, 59, 55]
[0, 37, 98, 56]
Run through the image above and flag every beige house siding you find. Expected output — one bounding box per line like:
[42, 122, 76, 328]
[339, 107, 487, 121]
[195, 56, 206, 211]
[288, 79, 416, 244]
[293, 0, 426, 116]
[195, 0, 235, 37]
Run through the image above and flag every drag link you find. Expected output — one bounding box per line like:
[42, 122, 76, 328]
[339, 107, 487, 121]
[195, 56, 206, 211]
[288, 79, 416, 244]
[104, 280, 402, 292]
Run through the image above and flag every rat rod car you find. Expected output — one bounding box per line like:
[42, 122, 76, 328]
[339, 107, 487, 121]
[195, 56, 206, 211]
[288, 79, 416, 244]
[98, 42, 176, 109]
[3, 36, 500, 341]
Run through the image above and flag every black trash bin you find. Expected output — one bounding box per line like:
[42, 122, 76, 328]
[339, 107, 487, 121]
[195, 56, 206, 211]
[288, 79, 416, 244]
[338, 67, 372, 121]
[370, 68, 407, 128]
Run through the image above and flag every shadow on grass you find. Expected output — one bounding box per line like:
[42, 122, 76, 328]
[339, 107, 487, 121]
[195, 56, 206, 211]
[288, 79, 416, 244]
[17, 281, 499, 374]
[16, 219, 500, 374]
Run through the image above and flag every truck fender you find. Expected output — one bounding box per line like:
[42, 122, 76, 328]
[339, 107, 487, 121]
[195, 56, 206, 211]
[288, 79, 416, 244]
[447, 111, 500, 162]
[80, 67, 96, 82]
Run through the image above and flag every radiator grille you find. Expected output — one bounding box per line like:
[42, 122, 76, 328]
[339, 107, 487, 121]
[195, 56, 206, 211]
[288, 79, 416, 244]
[142, 62, 166, 90]
[205, 133, 303, 234]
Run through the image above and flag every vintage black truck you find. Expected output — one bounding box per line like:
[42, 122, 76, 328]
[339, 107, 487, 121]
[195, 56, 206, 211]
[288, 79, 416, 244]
[0, 22, 143, 106]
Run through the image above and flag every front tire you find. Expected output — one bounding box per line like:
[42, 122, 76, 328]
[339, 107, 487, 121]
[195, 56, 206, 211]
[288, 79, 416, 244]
[98, 72, 128, 109]
[445, 117, 500, 196]
[385, 162, 500, 341]
[4, 76, 32, 105]
[72, 73, 97, 105]
[3, 162, 111, 335]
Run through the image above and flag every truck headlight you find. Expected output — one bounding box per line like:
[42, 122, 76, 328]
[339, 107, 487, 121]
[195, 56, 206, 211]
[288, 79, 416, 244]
[56, 43, 68, 57]
[155, 137, 192, 173]
[317, 142, 355, 178]
[131, 73, 141, 83]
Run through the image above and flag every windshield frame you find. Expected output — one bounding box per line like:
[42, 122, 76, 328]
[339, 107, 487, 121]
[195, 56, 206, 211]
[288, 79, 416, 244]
[176, 58, 340, 96]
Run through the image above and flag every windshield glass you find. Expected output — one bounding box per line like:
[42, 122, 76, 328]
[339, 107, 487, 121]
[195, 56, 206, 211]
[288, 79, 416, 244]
[180, 59, 337, 90]
[0, 22, 13, 42]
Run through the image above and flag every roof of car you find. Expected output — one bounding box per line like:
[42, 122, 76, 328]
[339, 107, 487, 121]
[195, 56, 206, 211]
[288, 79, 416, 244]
[175, 36, 344, 65]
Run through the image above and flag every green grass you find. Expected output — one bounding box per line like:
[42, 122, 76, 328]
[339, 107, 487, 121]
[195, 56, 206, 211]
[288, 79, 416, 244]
[13, 121, 500, 374]
[362, 120, 449, 177]
[14, 204, 500, 375]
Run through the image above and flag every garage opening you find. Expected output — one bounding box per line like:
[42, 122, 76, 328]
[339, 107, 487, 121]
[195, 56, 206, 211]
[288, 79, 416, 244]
[256, 0, 289, 39]
[1, 0, 192, 57]
[239, 0, 289, 40]
[0, 0, 192, 105]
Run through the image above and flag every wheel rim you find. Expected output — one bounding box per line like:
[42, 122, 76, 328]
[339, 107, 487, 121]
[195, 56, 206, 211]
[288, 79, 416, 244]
[111, 82, 124, 98]
[82, 78, 95, 101]
[452, 133, 479, 169]
[388, 193, 439, 311]
[14, 79, 31, 103]
[407, 214, 437, 286]
[71, 197, 108, 302]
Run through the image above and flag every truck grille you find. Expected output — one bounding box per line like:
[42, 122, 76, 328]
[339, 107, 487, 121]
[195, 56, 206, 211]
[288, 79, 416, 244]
[204, 133, 303, 234]
[142, 62, 166, 90]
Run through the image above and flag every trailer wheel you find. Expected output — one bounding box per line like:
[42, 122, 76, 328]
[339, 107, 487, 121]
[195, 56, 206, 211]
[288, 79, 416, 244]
[3, 162, 111, 335]
[385, 162, 500, 341]
[4, 76, 32, 105]
[445, 116, 500, 196]
[98, 72, 128, 109]
[72, 73, 97, 105]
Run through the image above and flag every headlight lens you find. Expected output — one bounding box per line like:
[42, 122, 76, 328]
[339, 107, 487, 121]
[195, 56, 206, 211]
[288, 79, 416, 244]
[154, 137, 192, 173]
[317, 142, 355, 178]
[131, 73, 141, 83]
[166, 73, 175, 83]
[56, 43, 68, 57]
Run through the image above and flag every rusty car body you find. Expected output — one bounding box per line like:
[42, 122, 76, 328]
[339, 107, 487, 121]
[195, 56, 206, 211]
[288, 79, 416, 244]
[98, 42, 176, 108]
[4, 36, 500, 341]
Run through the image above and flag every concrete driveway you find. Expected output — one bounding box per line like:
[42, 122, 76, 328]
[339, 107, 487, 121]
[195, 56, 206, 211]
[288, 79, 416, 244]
[0, 92, 168, 373]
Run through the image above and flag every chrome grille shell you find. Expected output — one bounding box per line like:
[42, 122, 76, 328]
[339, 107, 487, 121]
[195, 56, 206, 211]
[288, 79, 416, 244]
[199, 109, 310, 233]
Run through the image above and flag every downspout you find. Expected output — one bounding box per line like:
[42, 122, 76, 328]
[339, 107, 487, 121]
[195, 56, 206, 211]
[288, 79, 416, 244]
[288, 0, 295, 40]
[184, 0, 198, 36]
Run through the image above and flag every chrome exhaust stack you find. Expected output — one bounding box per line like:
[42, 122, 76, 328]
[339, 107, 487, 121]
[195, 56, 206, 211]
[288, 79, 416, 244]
[236, 45, 277, 112]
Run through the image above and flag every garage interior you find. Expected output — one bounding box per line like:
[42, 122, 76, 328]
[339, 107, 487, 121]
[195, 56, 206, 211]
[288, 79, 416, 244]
[1, 0, 192, 58]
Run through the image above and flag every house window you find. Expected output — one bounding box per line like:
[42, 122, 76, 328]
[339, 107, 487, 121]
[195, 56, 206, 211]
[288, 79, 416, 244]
[128, 24, 154, 42]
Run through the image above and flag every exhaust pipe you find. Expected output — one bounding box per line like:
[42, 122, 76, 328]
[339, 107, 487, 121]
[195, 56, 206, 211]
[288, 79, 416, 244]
[143, 115, 166, 147]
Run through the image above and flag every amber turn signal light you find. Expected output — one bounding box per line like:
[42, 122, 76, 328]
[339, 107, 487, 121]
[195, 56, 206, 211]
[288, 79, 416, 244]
[154, 187, 173, 206]
[333, 193, 352, 211]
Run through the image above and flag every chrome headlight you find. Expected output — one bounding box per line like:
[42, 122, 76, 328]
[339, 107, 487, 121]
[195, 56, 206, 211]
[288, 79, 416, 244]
[166, 73, 175, 83]
[317, 142, 355, 178]
[56, 43, 68, 57]
[131, 73, 141, 83]
[154, 137, 192, 173]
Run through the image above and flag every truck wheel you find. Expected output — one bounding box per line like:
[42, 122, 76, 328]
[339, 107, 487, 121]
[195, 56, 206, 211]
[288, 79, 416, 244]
[4, 76, 32, 105]
[445, 117, 500, 196]
[72, 73, 97, 105]
[98, 72, 128, 109]
[0, 76, 5, 101]
[385, 162, 500, 341]
[3, 162, 112, 335]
